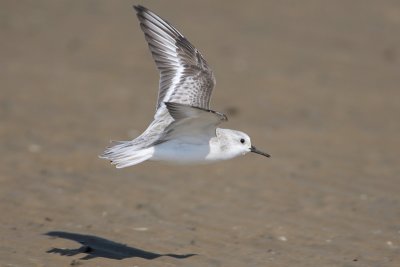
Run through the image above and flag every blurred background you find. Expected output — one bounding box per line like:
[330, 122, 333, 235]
[1, 1, 399, 266]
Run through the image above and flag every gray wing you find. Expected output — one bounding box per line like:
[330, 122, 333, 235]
[100, 102, 227, 159]
[134, 5, 216, 118]
[153, 102, 227, 145]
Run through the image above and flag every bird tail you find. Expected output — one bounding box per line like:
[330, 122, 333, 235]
[99, 141, 153, 168]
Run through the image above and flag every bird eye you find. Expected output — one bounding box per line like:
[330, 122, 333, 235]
[240, 138, 245, 144]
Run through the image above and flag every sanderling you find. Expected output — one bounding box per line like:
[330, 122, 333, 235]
[100, 5, 270, 168]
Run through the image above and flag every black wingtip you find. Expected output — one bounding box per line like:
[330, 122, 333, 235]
[133, 5, 146, 13]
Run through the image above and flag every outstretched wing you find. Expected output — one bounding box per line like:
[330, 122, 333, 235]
[153, 102, 227, 145]
[134, 5, 216, 118]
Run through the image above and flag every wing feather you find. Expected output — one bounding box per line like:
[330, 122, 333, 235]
[134, 5, 216, 118]
[152, 102, 227, 145]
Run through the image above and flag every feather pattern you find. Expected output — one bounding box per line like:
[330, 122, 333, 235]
[134, 5, 216, 118]
[152, 102, 227, 145]
[99, 6, 264, 168]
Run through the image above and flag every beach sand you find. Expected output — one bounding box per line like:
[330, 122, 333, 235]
[1, 1, 399, 266]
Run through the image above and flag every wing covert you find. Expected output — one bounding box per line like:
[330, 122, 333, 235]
[134, 5, 216, 116]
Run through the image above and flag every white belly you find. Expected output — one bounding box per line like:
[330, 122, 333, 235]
[151, 139, 217, 163]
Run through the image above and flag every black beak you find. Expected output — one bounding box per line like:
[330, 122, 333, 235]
[250, 145, 270, 158]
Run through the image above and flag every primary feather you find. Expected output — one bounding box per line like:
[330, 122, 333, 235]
[134, 5, 216, 117]
[100, 5, 270, 168]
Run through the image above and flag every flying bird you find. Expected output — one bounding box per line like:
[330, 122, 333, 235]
[100, 5, 270, 168]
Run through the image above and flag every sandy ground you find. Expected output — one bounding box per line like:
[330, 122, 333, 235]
[1, 1, 400, 266]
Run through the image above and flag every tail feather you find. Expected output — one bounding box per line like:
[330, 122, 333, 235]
[99, 141, 153, 168]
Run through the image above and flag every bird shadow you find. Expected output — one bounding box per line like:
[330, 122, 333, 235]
[45, 231, 196, 261]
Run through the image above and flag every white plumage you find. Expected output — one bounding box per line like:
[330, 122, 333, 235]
[100, 5, 269, 168]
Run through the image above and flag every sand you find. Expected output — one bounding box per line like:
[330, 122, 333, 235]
[1, 1, 399, 266]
